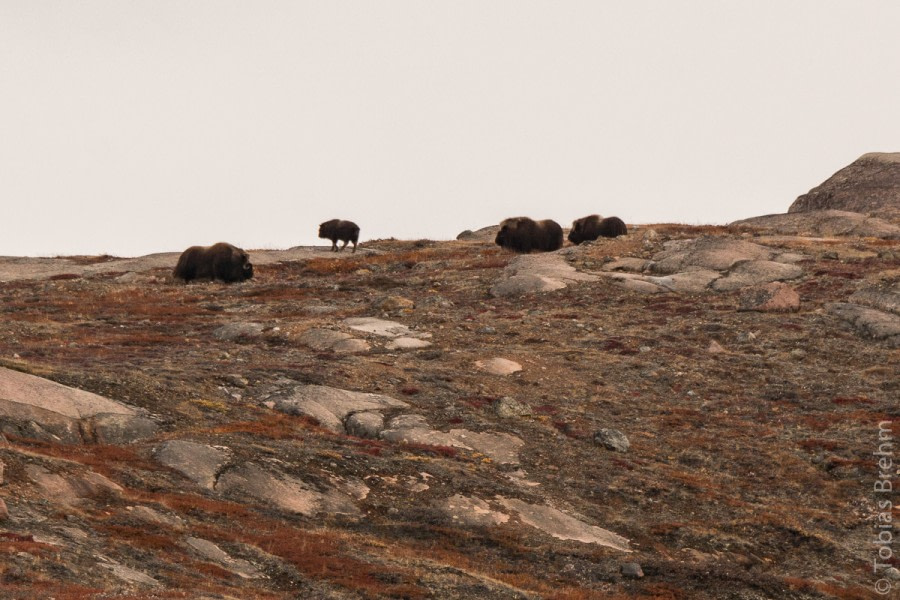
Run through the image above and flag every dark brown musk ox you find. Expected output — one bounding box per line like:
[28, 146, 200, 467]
[318, 219, 360, 253]
[172, 242, 253, 283]
[495, 217, 564, 253]
[567, 215, 627, 244]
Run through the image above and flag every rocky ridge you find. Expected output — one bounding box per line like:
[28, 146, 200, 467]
[0, 224, 896, 599]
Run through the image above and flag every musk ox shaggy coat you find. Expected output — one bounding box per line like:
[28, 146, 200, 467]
[567, 215, 627, 244]
[495, 217, 564, 253]
[173, 242, 253, 283]
[319, 219, 360, 253]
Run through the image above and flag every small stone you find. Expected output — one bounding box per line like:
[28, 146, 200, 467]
[707, 341, 726, 354]
[475, 358, 522, 376]
[885, 567, 900, 581]
[0, 459, 4, 484]
[88, 414, 159, 445]
[620, 562, 644, 578]
[478, 326, 497, 334]
[790, 349, 807, 360]
[493, 397, 530, 418]
[225, 374, 249, 387]
[332, 339, 371, 354]
[345, 412, 385, 439]
[594, 429, 630, 452]
[0, 498, 8, 521]
[212, 322, 265, 341]
[739, 282, 801, 312]
[374, 295, 415, 312]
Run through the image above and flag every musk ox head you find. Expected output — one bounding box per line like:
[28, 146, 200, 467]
[173, 242, 253, 283]
[568, 215, 627, 244]
[318, 219, 360, 252]
[495, 217, 564, 253]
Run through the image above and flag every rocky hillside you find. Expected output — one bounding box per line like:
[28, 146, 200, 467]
[789, 153, 900, 222]
[0, 225, 897, 599]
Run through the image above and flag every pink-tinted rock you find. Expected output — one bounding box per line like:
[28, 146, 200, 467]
[739, 282, 800, 312]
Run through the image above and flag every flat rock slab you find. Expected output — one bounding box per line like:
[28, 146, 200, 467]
[298, 328, 370, 353]
[649, 237, 800, 274]
[26, 465, 123, 507]
[385, 337, 433, 350]
[439, 494, 630, 552]
[98, 558, 160, 587]
[86, 413, 159, 445]
[497, 497, 630, 552]
[154, 440, 232, 490]
[711, 260, 804, 292]
[0, 367, 153, 444]
[475, 358, 523, 376]
[128, 505, 185, 530]
[850, 282, 900, 316]
[828, 303, 900, 348]
[0, 367, 134, 420]
[185, 537, 266, 580]
[440, 494, 510, 527]
[601, 272, 667, 294]
[491, 254, 597, 297]
[731, 210, 900, 239]
[271, 384, 409, 433]
[215, 463, 359, 517]
[344, 317, 431, 339]
[645, 269, 722, 293]
[381, 416, 525, 464]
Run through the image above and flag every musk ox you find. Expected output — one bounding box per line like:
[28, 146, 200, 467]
[173, 242, 253, 283]
[319, 219, 360, 253]
[567, 215, 627, 244]
[495, 217, 564, 253]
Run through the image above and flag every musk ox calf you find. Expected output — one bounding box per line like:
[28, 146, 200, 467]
[567, 215, 627, 244]
[495, 217, 564, 253]
[173, 242, 253, 283]
[319, 219, 360, 253]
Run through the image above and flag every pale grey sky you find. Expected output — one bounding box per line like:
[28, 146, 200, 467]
[1, 1, 898, 256]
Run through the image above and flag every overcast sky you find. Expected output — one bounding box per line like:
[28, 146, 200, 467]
[1, 1, 898, 256]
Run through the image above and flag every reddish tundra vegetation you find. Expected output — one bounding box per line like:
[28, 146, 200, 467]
[0, 153, 899, 599]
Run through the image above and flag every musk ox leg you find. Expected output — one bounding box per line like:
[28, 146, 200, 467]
[339, 240, 349, 252]
[331, 239, 338, 252]
[351, 240, 357, 253]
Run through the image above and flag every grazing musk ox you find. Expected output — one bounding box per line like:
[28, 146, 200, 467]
[567, 215, 627, 244]
[495, 217, 564, 253]
[318, 219, 360, 253]
[173, 242, 253, 283]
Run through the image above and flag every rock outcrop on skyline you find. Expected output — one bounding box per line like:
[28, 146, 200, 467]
[788, 152, 900, 222]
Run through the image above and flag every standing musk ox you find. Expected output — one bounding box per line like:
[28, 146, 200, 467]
[567, 215, 627, 244]
[173, 242, 253, 283]
[495, 217, 564, 253]
[319, 219, 360, 253]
